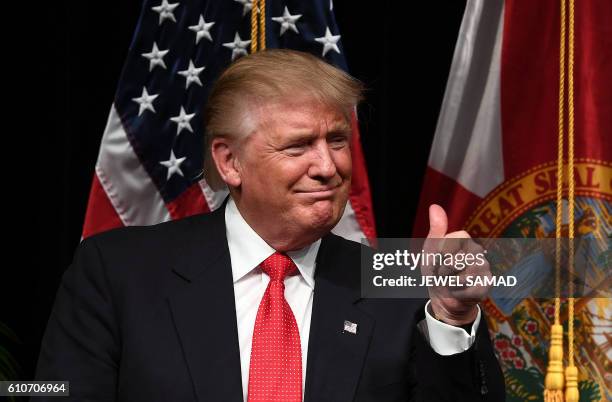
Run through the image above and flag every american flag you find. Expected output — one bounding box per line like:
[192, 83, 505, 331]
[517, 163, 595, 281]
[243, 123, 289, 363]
[82, 0, 376, 243]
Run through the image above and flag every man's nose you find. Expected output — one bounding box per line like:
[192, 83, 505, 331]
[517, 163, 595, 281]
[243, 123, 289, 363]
[308, 141, 337, 180]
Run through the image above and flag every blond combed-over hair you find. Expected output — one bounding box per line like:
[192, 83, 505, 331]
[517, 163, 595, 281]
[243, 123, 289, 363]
[202, 49, 364, 189]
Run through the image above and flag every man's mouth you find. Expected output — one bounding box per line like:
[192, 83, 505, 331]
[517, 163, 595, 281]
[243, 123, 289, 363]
[295, 185, 340, 198]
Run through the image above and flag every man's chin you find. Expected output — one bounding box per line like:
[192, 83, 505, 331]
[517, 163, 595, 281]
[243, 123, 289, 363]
[301, 203, 342, 231]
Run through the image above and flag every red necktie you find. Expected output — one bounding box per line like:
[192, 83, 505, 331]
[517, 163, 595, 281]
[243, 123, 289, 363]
[247, 252, 302, 402]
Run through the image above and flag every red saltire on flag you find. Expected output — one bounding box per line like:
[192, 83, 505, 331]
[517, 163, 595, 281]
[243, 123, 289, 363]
[413, 0, 611, 400]
[81, 0, 376, 244]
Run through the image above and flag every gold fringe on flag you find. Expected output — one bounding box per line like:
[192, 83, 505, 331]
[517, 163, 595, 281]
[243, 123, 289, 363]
[544, 0, 567, 397]
[250, 0, 266, 53]
[544, 0, 578, 401]
[564, 0, 578, 399]
[250, 0, 259, 53]
[259, 0, 266, 51]
[545, 323, 565, 401]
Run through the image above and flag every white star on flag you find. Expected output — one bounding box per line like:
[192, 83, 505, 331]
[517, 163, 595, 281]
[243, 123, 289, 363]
[315, 27, 341, 57]
[132, 87, 159, 116]
[159, 150, 187, 180]
[170, 106, 196, 135]
[234, 0, 253, 17]
[178, 60, 205, 89]
[272, 7, 302, 35]
[151, 0, 179, 25]
[223, 33, 251, 61]
[188, 15, 215, 44]
[142, 42, 169, 71]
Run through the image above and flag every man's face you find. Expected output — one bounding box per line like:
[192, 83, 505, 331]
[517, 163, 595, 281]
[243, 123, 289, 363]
[233, 100, 352, 249]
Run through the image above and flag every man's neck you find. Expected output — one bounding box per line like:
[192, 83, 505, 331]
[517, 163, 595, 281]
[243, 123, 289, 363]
[230, 196, 323, 252]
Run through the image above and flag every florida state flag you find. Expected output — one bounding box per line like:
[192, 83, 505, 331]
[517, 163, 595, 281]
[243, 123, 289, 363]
[414, 0, 611, 400]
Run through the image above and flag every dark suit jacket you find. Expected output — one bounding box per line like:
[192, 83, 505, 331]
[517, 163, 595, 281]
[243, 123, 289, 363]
[35, 206, 505, 401]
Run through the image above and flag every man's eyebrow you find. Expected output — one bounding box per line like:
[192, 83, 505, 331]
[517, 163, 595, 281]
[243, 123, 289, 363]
[284, 123, 351, 137]
[327, 121, 352, 134]
[275, 120, 352, 144]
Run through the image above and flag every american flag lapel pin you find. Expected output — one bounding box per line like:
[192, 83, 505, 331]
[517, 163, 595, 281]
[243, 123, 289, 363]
[343, 320, 358, 334]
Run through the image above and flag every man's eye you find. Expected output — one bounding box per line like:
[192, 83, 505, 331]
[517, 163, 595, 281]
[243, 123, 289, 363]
[329, 136, 348, 148]
[284, 144, 307, 155]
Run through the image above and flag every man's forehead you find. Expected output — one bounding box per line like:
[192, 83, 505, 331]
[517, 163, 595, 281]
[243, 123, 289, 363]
[255, 100, 351, 132]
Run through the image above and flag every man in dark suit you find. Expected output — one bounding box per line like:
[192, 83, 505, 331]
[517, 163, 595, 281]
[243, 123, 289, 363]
[36, 49, 505, 401]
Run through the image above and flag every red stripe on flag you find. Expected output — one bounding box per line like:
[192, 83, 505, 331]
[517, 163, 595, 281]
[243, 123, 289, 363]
[82, 174, 125, 239]
[349, 112, 377, 241]
[166, 182, 211, 220]
[412, 167, 483, 237]
[501, 0, 560, 178]
[575, 0, 612, 161]
[502, 1, 612, 176]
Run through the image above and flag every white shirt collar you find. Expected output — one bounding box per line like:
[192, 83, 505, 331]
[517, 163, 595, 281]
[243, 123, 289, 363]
[225, 197, 319, 288]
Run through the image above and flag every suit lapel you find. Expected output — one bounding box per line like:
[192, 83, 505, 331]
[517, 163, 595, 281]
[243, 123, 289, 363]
[304, 235, 375, 402]
[168, 207, 244, 402]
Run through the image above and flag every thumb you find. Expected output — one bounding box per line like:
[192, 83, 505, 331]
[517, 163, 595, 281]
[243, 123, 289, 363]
[427, 204, 448, 238]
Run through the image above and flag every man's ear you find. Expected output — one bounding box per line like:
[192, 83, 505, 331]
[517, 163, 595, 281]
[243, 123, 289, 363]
[210, 137, 242, 188]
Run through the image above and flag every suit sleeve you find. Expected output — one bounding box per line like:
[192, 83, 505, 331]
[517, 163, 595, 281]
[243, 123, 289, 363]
[410, 306, 506, 402]
[34, 237, 120, 402]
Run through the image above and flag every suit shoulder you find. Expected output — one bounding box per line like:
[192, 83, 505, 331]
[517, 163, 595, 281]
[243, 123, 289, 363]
[83, 212, 216, 250]
[323, 233, 373, 260]
[73, 212, 224, 281]
[318, 233, 371, 284]
[325, 233, 366, 252]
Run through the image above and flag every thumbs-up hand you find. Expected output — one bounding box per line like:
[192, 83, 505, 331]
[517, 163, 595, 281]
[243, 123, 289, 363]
[422, 204, 492, 326]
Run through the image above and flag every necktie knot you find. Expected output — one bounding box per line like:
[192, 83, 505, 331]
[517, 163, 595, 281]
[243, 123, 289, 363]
[261, 252, 296, 282]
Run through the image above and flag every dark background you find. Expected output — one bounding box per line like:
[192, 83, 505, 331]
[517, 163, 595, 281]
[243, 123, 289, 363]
[5, 0, 467, 382]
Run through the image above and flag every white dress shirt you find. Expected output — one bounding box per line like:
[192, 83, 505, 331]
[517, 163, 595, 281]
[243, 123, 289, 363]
[224, 198, 480, 401]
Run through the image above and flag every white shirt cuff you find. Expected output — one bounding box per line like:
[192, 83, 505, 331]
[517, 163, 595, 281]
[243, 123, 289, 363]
[424, 300, 481, 355]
